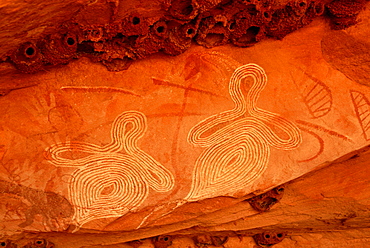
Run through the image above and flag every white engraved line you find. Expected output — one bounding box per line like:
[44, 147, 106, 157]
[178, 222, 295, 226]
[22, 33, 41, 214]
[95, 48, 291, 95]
[46, 111, 174, 226]
[186, 64, 302, 201]
[70, 158, 148, 224]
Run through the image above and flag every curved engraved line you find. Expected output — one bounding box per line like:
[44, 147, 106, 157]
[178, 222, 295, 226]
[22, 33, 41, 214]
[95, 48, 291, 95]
[237, 65, 301, 149]
[186, 122, 270, 201]
[188, 64, 302, 149]
[296, 125, 324, 163]
[47, 111, 174, 191]
[165, 51, 242, 200]
[69, 158, 149, 225]
[45, 111, 147, 164]
[186, 64, 302, 201]
[46, 110, 174, 226]
[46, 111, 146, 165]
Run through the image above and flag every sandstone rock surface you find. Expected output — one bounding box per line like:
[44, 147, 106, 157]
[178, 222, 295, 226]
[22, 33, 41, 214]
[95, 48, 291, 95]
[0, 0, 370, 247]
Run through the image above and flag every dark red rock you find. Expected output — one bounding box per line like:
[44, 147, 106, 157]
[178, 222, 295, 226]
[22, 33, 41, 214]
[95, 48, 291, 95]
[5, 0, 366, 73]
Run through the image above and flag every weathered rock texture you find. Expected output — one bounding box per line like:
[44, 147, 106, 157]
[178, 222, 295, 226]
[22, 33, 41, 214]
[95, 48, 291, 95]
[0, 0, 88, 60]
[0, 0, 368, 73]
[0, 0, 370, 247]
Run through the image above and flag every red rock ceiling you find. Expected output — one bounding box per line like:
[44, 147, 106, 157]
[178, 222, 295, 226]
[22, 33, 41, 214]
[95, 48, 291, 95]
[0, 0, 368, 73]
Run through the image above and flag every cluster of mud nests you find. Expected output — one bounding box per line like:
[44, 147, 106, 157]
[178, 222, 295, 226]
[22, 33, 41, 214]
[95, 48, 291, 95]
[4, 0, 368, 73]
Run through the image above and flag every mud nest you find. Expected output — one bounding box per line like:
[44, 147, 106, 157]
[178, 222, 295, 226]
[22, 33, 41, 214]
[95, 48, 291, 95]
[5, 0, 368, 73]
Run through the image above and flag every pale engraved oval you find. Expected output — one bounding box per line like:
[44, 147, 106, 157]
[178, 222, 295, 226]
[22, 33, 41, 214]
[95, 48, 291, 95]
[46, 111, 175, 227]
[186, 64, 302, 201]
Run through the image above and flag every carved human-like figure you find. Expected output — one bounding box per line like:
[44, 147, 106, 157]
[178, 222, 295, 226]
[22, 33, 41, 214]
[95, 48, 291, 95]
[46, 111, 175, 227]
[186, 64, 302, 201]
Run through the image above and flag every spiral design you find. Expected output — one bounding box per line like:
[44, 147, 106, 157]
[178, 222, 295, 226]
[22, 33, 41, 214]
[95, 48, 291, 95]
[186, 63, 301, 201]
[46, 111, 174, 227]
[70, 156, 148, 224]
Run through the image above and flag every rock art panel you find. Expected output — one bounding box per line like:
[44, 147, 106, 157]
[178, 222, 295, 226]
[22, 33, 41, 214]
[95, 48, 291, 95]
[1, 1, 370, 244]
[45, 111, 175, 227]
[2, 12, 370, 235]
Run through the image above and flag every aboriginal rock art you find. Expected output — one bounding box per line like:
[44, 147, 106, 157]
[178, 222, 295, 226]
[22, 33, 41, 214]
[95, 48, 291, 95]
[301, 71, 332, 118]
[296, 120, 352, 142]
[60, 86, 141, 97]
[46, 111, 175, 227]
[295, 120, 352, 163]
[152, 51, 241, 183]
[0, 179, 73, 230]
[186, 64, 302, 201]
[295, 124, 325, 163]
[350, 90, 370, 141]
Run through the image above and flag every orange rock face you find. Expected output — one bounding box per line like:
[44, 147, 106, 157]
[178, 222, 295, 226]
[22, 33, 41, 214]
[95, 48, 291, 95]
[0, 2, 370, 247]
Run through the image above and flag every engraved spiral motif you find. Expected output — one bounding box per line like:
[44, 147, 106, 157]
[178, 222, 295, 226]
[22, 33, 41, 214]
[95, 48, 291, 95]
[46, 111, 174, 226]
[186, 63, 302, 201]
